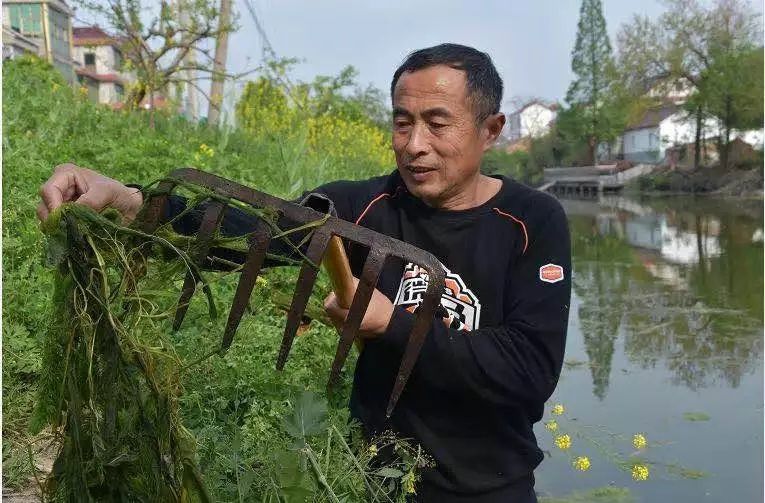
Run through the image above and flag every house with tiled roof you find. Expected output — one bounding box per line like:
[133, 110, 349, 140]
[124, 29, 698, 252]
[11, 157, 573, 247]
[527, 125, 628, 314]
[620, 103, 722, 163]
[72, 25, 134, 105]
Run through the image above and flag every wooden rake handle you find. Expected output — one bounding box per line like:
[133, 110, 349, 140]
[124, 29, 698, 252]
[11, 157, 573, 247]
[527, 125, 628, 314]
[322, 236, 364, 351]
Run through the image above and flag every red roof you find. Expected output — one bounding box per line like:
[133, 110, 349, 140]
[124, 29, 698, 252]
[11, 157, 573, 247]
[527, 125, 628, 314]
[73, 25, 117, 46]
[75, 67, 123, 84]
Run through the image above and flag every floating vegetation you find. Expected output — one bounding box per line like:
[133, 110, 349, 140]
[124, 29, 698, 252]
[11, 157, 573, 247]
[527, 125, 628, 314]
[683, 412, 711, 422]
[541, 404, 707, 484]
[540, 486, 635, 503]
[666, 464, 709, 480]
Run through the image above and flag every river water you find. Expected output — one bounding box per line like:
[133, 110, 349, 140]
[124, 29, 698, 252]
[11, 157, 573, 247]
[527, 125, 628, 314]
[534, 195, 763, 502]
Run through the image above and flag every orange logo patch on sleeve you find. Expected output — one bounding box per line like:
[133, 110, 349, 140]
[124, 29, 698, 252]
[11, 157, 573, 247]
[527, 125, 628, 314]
[539, 264, 564, 283]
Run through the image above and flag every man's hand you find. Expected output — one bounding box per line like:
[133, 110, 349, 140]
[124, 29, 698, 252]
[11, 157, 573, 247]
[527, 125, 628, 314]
[37, 163, 143, 223]
[323, 278, 395, 339]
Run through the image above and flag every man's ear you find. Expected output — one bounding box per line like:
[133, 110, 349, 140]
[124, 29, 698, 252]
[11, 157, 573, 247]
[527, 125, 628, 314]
[482, 113, 506, 151]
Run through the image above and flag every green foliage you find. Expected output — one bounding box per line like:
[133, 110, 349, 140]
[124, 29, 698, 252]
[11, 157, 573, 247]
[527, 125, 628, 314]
[481, 149, 529, 180]
[234, 58, 394, 188]
[282, 391, 329, 442]
[564, 0, 627, 163]
[694, 47, 764, 131]
[566, 0, 613, 107]
[616, 0, 763, 168]
[2, 56, 419, 500]
[484, 130, 574, 185]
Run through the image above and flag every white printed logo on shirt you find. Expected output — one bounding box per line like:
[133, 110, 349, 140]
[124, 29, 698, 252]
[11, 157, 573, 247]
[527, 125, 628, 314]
[393, 262, 481, 331]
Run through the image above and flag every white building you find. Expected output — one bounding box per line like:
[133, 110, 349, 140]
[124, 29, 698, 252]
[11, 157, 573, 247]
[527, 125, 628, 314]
[621, 104, 722, 163]
[621, 103, 764, 163]
[72, 26, 132, 105]
[506, 101, 557, 141]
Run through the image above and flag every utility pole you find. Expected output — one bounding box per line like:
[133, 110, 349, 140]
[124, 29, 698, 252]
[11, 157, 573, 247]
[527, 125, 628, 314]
[207, 0, 231, 127]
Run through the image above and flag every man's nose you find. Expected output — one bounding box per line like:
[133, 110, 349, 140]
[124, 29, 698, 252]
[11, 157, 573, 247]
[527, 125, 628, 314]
[405, 123, 430, 158]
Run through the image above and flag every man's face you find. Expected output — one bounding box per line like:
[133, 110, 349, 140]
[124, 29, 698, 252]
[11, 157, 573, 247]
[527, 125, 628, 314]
[391, 65, 490, 207]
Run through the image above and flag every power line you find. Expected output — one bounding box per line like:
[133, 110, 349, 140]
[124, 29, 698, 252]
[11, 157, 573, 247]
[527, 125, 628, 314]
[241, 0, 274, 60]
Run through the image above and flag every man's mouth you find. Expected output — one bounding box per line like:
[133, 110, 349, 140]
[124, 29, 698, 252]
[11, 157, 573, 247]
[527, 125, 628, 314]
[406, 165, 437, 182]
[406, 165, 436, 174]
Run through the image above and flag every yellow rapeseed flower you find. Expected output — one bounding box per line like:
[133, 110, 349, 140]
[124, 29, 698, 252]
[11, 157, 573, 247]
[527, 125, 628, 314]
[198, 144, 215, 157]
[554, 434, 571, 450]
[545, 420, 558, 432]
[632, 464, 650, 481]
[551, 404, 565, 416]
[368, 444, 378, 457]
[633, 433, 647, 450]
[402, 471, 416, 495]
[572, 456, 591, 472]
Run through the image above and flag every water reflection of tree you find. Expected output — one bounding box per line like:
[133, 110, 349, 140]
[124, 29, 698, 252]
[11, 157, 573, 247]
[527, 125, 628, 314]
[571, 218, 635, 400]
[569, 206, 763, 396]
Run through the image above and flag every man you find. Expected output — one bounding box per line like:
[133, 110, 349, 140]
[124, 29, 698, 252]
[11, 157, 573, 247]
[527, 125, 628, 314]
[38, 44, 571, 502]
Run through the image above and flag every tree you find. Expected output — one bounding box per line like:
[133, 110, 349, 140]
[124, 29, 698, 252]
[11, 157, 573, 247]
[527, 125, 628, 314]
[239, 57, 390, 130]
[696, 3, 763, 169]
[565, 0, 624, 164]
[617, 0, 762, 169]
[78, 0, 240, 124]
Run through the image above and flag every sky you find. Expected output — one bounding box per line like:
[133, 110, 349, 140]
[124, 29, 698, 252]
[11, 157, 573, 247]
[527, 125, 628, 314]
[70, 0, 763, 118]
[223, 0, 674, 114]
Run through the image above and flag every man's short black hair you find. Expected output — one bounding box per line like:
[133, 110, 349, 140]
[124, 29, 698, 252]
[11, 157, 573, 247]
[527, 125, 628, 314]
[390, 43, 504, 123]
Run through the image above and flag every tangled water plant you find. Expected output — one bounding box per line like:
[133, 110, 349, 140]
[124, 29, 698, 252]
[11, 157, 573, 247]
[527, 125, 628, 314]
[33, 203, 217, 501]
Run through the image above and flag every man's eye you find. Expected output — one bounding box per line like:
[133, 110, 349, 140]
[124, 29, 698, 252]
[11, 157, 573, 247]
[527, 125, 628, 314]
[394, 121, 411, 130]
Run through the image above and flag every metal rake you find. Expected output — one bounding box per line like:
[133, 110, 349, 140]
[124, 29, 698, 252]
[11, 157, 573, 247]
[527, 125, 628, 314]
[137, 167, 445, 417]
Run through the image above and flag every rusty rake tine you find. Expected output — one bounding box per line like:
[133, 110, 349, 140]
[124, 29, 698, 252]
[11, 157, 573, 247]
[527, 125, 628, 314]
[221, 222, 272, 351]
[136, 179, 174, 234]
[386, 265, 445, 418]
[327, 249, 387, 390]
[173, 200, 225, 331]
[276, 228, 332, 370]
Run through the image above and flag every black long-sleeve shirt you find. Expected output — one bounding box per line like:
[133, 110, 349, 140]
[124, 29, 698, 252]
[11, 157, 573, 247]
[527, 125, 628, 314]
[170, 170, 571, 501]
